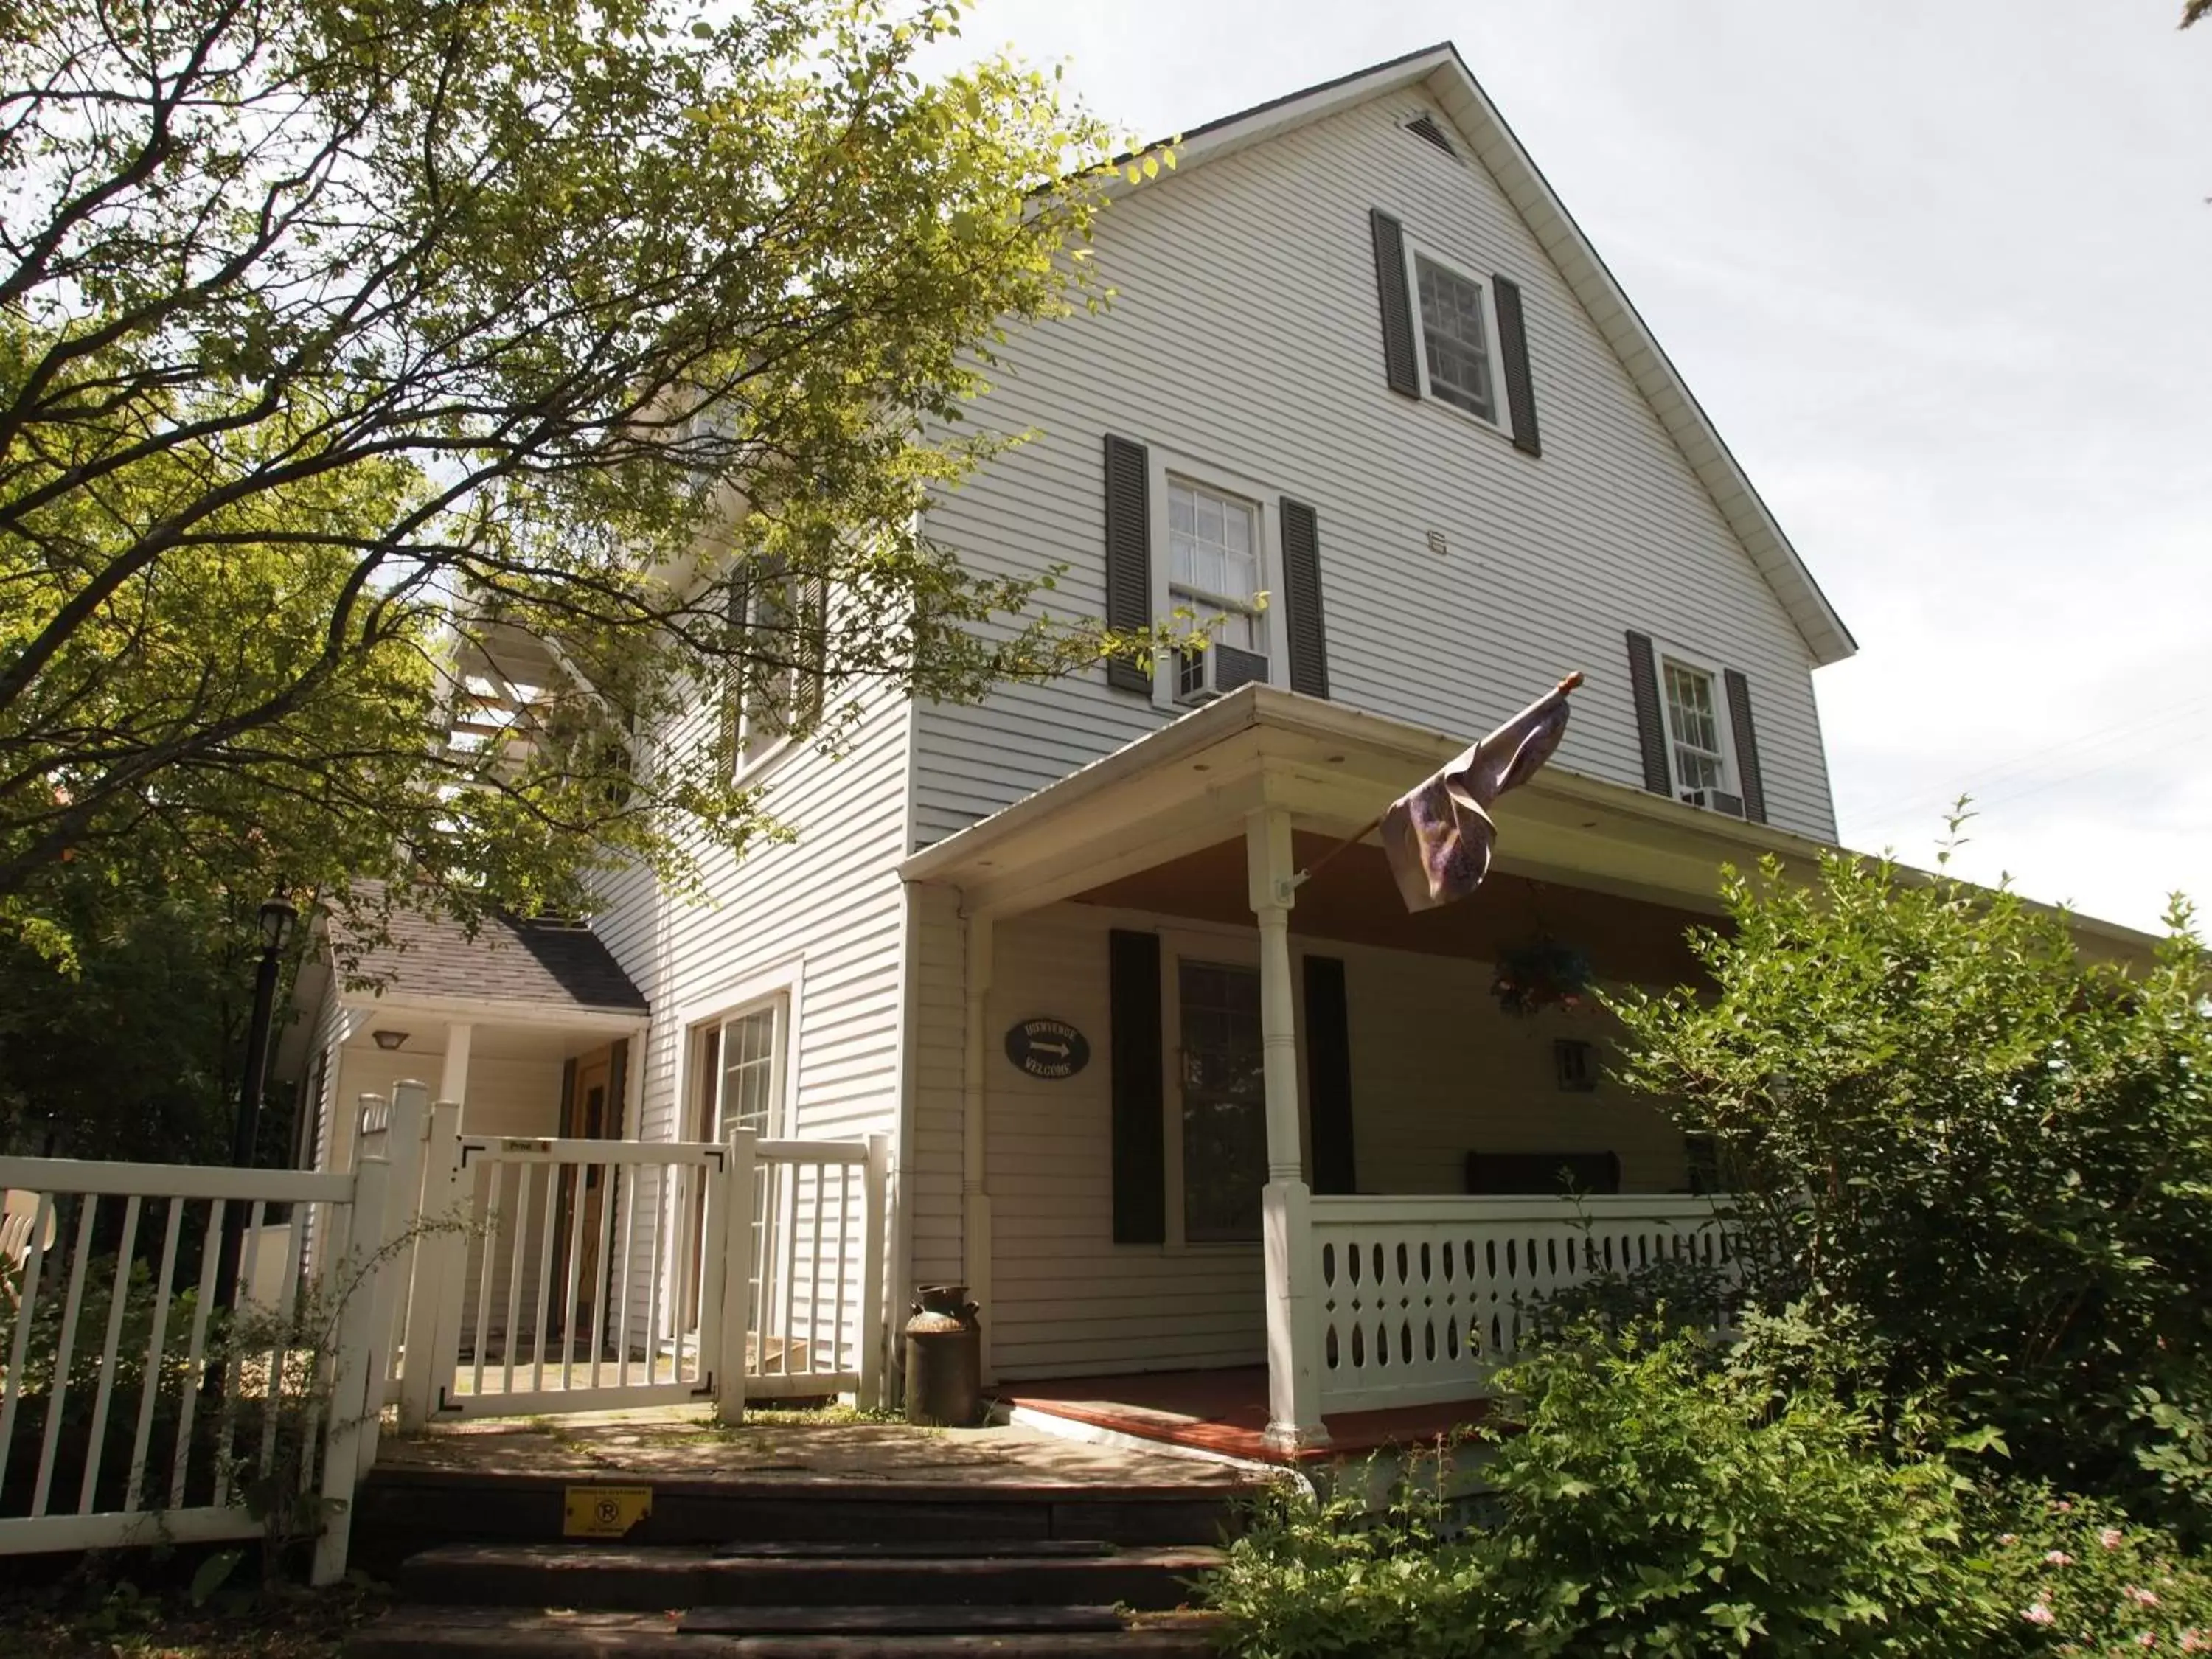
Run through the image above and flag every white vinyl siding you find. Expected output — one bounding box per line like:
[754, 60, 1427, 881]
[591, 677, 912, 1343]
[911, 89, 1835, 848]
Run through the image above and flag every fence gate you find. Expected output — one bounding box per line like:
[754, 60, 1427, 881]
[409, 1135, 734, 1419]
[401, 1127, 888, 1422]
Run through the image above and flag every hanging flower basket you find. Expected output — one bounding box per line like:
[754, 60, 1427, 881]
[1490, 938, 1595, 1018]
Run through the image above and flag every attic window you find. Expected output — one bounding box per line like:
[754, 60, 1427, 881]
[1404, 113, 1457, 160]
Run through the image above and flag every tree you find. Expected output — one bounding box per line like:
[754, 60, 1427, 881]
[1611, 837, 2212, 1528]
[0, 0, 1155, 958]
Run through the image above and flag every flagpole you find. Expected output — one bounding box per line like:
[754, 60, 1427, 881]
[1291, 671, 1585, 892]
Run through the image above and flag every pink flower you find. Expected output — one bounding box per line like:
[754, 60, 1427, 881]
[2178, 1630, 2205, 1652]
[2102, 1528, 2126, 1551]
[2023, 1603, 2056, 1626]
[2129, 1588, 2163, 1607]
[2056, 1500, 2074, 1514]
[2140, 1634, 2159, 1649]
[2046, 1550, 2075, 1566]
[1999, 1533, 2020, 1547]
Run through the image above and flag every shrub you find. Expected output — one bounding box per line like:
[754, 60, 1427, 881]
[1208, 1324, 1974, 1658]
[1475, 1324, 1966, 1656]
[1967, 1488, 2212, 1655]
[1206, 1476, 1498, 1659]
[1609, 844, 2212, 1531]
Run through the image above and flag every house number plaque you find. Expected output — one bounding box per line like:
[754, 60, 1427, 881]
[1005, 1018, 1090, 1080]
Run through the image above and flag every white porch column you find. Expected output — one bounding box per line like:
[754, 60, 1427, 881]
[1249, 808, 1328, 1452]
[437, 1022, 473, 1124]
[961, 911, 995, 1383]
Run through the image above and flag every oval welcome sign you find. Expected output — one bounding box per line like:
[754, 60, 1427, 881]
[1004, 1018, 1090, 1080]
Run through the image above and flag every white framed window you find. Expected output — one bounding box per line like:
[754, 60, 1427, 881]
[722, 557, 827, 779]
[1652, 641, 1742, 809]
[682, 991, 789, 1329]
[691, 995, 787, 1144]
[1403, 237, 1509, 436]
[1144, 448, 1288, 708]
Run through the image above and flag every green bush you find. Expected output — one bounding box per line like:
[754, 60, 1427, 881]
[1209, 1324, 1974, 1658]
[1968, 1488, 2212, 1654]
[1609, 846, 2212, 1531]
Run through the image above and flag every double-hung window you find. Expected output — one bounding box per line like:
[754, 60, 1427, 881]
[1655, 647, 1742, 811]
[1166, 479, 1268, 700]
[1405, 239, 1507, 434]
[723, 556, 827, 777]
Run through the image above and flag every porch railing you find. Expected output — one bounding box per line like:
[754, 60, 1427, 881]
[1309, 1193, 1739, 1417]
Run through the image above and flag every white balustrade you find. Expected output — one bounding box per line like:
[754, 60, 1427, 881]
[1310, 1194, 1739, 1416]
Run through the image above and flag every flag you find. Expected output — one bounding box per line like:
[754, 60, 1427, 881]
[1379, 674, 1581, 913]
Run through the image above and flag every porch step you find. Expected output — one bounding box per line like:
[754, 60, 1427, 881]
[351, 1466, 1243, 1574]
[347, 1605, 1222, 1658]
[397, 1540, 1224, 1612]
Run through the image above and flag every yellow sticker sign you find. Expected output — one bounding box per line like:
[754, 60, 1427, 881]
[563, 1484, 652, 1538]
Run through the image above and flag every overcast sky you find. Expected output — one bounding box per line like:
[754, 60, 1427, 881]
[937, 0, 2211, 936]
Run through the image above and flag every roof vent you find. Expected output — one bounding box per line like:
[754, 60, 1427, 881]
[1404, 112, 1458, 160]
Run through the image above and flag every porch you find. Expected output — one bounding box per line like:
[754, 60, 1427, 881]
[902, 684, 1790, 1453]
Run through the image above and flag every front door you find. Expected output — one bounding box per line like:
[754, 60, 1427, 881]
[554, 1043, 620, 1346]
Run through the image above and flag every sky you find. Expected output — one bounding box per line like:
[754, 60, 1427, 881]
[933, 0, 2212, 937]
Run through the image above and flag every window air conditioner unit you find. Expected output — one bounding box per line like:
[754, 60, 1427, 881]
[1680, 787, 1747, 818]
[1175, 643, 1270, 706]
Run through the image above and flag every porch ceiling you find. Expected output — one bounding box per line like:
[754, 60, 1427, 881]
[1073, 833, 1710, 987]
[900, 684, 1830, 922]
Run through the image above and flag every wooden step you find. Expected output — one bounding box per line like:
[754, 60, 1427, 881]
[397, 1541, 1225, 1613]
[352, 1467, 1242, 1574]
[711, 1538, 1113, 1559]
[346, 1605, 1223, 1658]
[678, 1604, 1126, 1633]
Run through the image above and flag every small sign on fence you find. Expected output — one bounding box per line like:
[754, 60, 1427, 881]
[563, 1484, 653, 1538]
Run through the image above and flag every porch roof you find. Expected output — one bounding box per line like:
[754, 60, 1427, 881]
[900, 686, 2161, 967]
[899, 684, 1830, 922]
[324, 885, 648, 1020]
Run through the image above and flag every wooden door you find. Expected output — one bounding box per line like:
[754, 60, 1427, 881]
[554, 1045, 619, 1347]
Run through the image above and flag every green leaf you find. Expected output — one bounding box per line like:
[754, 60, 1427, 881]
[189, 1548, 244, 1607]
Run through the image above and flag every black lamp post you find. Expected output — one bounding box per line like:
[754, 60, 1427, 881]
[212, 894, 298, 1314]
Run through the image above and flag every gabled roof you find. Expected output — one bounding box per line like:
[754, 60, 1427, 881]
[325, 884, 647, 1015]
[1124, 43, 1855, 667]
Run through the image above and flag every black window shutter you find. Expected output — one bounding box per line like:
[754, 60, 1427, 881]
[1279, 497, 1329, 699]
[1625, 631, 1673, 796]
[1491, 275, 1540, 457]
[1108, 929, 1166, 1244]
[1304, 956, 1357, 1196]
[557, 1057, 578, 1133]
[608, 1037, 630, 1138]
[1103, 435, 1153, 694]
[1723, 668, 1768, 824]
[1369, 209, 1420, 399]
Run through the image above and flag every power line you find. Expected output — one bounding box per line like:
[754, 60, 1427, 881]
[1850, 690, 2212, 839]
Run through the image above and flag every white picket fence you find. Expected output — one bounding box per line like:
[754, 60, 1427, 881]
[0, 1079, 893, 1577]
[0, 1128, 404, 1582]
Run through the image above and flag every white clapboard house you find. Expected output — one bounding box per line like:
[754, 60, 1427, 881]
[283, 44, 2113, 1458]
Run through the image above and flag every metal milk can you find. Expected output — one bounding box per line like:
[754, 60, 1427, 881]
[903, 1283, 983, 1427]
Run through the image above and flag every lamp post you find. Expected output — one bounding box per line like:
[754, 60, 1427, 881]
[212, 894, 298, 1315]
